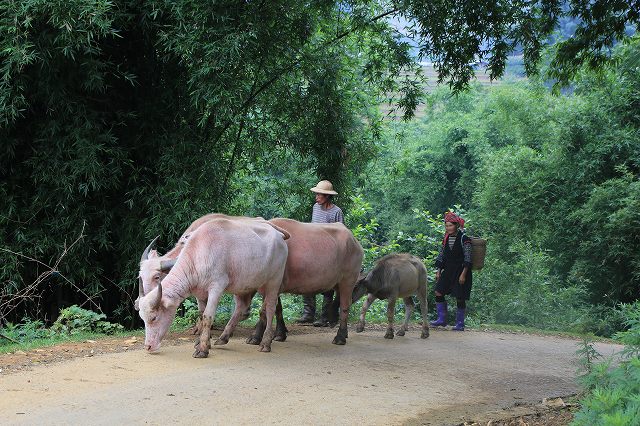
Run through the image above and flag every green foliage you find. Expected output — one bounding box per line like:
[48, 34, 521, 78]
[2, 2, 640, 330]
[346, 193, 444, 271]
[171, 297, 201, 330]
[473, 242, 588, 330]
[357, 37, 640, 335]
[0, 0, 414, 324]
[573, 302, 640, 426]
[0, 305, 124, 349]
[614, 304, 640, 360]
[50, 305, 123, 335]
[0, 318, 50, 343]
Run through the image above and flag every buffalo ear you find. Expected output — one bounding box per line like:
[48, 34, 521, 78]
[152, 282, 162, 310]
[160, 258, 177, 271]
[135, 277, 145, 311]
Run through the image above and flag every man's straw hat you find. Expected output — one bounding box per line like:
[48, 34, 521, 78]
[310, 180, 338, 195]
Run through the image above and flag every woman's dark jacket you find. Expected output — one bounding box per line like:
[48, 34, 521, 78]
[434, 231, 473, 300]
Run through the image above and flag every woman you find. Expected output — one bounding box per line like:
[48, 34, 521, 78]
[430, 212, 472, 331]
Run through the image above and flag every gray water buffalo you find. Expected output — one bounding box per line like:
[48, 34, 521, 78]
[246, 218, 364, 346]
[352, 253, 429, 339]
[136, 218, 288, 357]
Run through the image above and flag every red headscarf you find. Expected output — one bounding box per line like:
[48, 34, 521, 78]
[444, 212, 465, 228]
[442, 212, 465, 246]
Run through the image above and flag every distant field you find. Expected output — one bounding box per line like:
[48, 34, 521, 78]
[380, 61, 526, 120]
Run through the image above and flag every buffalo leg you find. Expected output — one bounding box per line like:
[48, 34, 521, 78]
[325, 292, 340, 328]
[384, 297, 397, 339]
[397, 297, 414, 336]
[258, 288, 278, 352]
[194, 287, 225, 358]
[191, 297, 208, 335]
[247, 306, 266, 345]
[273, 297, 288, 342]
[332, 280, 354, 345]
[215, 293, 252, 345]
[247, 293, 266, 345]
[356, 293, 376, 333]
[417, 279, 430, 339]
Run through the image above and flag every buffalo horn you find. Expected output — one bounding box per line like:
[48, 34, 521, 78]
[160, 258, 177, 271]
[141, 236, 160, 262]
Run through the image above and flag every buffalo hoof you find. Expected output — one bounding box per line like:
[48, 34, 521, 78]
[193, 349, 209, 358]
[355, 323, 364, 333]
[214, 336, 229, 345]
[332, 336, 346, 345]
[273, 334, 287, 342]
[246, 336, 260, 345]
[396, 329, 405, 337]
[384, 330, 394, 339]
[259, 343, 272, 352]
[421, 329, 430, 339]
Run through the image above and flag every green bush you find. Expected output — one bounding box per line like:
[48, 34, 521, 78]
[0, 318, 50, 343]
[472, 241, 589, 330]
[50, 305, 123, 335]
[572, 302, 640, 425]
[171, 297, 202, 330]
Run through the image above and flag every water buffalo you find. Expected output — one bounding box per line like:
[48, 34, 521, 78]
[136, 213, 289, 333]
[352, 253, 429, 339]
[136, 218, 288, 357]
[246, 218, 364, 346]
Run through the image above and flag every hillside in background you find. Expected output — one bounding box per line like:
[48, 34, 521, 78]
[380, 57, 526, 120]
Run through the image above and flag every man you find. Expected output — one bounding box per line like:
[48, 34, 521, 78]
[296, 180, 344, 326]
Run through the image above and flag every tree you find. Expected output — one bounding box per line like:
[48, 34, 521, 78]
[1, 0, 639, 324]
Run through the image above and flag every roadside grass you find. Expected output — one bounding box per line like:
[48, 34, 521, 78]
[0, 296, 617, 354]
[0, 322, 614, 355]
[0, 329, 143, 355]
[471, 323, 617, 343]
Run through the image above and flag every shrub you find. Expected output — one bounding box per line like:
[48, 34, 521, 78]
[50, 305, 123, 335]
[0, 318, 50, 344]
[572, 302, 640, 425]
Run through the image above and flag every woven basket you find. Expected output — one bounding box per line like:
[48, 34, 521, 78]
[470, 237, 487, 271]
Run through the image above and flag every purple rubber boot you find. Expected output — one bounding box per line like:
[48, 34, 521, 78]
[429, 302, 447, 327]
[452, 308, 465, 331]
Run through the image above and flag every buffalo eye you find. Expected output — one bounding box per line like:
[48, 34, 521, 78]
[150, 315, 157, 322]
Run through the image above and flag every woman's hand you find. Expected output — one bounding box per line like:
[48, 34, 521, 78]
[436, 270, 441, 282]
[459, 266, 469, 285]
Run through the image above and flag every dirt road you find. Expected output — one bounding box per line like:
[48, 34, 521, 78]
[0, 326, 621, 425]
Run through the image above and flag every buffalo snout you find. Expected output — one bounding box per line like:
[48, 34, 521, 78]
[145, 343, 160, 353]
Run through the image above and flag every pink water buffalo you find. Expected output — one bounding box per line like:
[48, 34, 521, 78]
[136, 218, 288, 357]
[135, 213, 288, 323]
[245, 218, 364, 346]
[352, 253, 429, 339]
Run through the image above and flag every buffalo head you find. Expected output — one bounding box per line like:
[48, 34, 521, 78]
[135, 237, 177, 311]
[351, 271, 369, 303]
[137, 282, 180, 353]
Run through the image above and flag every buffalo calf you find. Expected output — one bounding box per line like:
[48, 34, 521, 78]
[352, 253, 429, 339]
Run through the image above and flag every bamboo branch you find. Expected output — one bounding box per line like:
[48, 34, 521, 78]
[0, 222, 101, 320]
